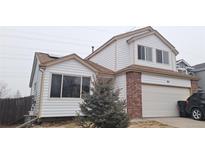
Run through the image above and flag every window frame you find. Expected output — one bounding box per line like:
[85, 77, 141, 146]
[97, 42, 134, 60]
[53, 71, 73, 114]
[138, 45, 153, 62]
[49, 73, 91, 99]
[156, 49, 170, 65]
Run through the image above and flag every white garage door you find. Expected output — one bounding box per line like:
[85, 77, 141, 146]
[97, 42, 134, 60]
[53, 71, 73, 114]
[142, 84, 190, 117]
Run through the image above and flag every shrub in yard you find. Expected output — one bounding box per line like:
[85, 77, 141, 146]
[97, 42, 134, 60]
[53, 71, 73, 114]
[79, 77, 129, 128]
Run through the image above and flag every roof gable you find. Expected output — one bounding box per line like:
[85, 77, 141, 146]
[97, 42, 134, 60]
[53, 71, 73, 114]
[29, 52, 114, 87]
[29, 54, 38, 87]
[127, 31, 178, 55]
[85, 26, 154, 59]
[41, 54, 98, 72]
[85, 26, 179, 59]
[176, 59, 191, 67]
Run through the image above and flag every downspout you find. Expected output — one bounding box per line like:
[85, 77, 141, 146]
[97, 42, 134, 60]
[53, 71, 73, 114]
[38, 67, 45, 118]
[133, 42, 136, 64]
[115, 40, 117, 71]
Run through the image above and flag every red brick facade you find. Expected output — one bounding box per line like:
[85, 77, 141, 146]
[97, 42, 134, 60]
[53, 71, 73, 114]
[126, 72, 142, 119]
[191, 79, 198, 94]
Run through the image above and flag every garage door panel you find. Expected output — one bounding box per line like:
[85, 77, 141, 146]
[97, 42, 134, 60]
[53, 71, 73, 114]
[142, 85, 190, 117]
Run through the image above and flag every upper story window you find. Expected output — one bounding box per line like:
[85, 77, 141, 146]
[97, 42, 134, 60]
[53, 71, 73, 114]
[156, 49, 169, 64]
[138, 45, 152, 62]
[50, 74, 91, 98]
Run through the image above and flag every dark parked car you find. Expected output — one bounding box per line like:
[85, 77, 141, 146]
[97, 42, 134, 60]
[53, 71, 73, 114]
[178, 92, 205, 120]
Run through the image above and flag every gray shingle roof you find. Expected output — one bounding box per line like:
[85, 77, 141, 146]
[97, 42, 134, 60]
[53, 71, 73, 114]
[193, 63, 205, 69]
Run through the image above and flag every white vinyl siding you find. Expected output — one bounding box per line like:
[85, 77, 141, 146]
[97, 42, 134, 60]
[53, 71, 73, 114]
[195, 71, 205, 91]
[142, 85, 190, 117]
[114, 74, 127, 101]
[142, 73, 191, 88]
[30, 59, 42, 115]
[116, 38, 131, 70]
[40, 59, 95, 117]
[90, 42, 116, 70]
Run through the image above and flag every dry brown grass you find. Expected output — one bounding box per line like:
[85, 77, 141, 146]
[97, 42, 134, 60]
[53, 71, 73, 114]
[129, 120, 174, 128]
[33, 120, 80, 128]
[31, 120, 173, 128]
[0, 124, 19, 128]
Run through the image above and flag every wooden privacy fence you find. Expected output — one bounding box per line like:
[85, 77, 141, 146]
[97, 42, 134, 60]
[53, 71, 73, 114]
[0, 96, 33, 125]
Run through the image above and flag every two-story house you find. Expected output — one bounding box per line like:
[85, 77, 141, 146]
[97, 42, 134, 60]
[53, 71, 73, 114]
[29, 26, 198, 119]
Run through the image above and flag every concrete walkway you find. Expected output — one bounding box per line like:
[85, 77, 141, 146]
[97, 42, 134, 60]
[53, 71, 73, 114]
[132, 117, 205, 128]
[152, 117, 205, 128]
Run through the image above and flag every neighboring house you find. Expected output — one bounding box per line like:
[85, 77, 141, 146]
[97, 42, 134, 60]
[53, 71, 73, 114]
[29, 26, 198, 119]
[176, 59, 194, 75]
[192, 63, 205, 91]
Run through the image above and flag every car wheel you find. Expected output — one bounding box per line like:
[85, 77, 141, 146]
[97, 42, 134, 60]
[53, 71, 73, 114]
[192, 108, 203, 120]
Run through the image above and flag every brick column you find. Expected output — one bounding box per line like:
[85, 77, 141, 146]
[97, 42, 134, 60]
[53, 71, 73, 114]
[191, 79, 198, 94]
[126, 72, 142, 119]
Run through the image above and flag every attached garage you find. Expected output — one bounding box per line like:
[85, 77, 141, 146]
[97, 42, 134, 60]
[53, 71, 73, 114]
[124, 67, 198, 119]
[141, 73, 192, 118]
[142, 84, 190, 117]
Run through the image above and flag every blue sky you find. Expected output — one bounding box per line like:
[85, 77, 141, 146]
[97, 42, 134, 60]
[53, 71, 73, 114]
[0, 26, 205, 96]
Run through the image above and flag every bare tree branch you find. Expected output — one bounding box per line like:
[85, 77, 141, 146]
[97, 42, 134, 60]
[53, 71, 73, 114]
[0, 82, 9, 98]
[14, 90, 21, 98]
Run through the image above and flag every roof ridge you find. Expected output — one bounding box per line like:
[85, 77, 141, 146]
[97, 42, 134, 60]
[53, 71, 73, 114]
[85, 60, 114, 72]
[34, 52, 114, 75]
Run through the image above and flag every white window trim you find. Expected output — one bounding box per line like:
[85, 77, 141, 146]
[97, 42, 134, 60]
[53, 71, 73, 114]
[80, 77, 83, 98]
[156, 49, 170, 65]
[138, 45, 153, 62]
[60, 75, 63, 98]
[49, 72, 91, 99]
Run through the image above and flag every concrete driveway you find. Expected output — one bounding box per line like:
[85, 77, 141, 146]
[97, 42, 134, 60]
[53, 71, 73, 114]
[148, 117, 205, 128]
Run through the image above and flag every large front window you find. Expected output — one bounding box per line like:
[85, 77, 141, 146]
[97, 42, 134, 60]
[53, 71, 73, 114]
[50, 74, 91, 98]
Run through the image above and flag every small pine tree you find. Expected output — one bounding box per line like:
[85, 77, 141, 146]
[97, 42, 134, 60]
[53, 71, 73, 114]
[79, 77, 129, 128]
